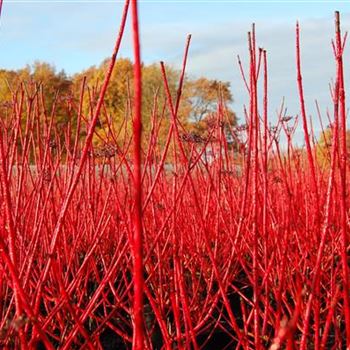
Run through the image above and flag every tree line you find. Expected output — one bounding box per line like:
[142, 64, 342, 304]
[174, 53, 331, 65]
[0, 60, 236, 150]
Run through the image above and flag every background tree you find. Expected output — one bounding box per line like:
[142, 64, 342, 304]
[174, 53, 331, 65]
[0, 59, 236, 155]
[316, 126, 350, 167]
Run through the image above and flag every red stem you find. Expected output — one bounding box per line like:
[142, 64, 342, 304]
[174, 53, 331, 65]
[130, 0, 144, 349]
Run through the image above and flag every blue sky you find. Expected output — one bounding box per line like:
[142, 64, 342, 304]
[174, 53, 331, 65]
[1, 1, 350, 143]
[1, 1, 348, 72]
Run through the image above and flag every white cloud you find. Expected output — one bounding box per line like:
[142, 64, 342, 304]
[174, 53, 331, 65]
[152, 13, 350, 144]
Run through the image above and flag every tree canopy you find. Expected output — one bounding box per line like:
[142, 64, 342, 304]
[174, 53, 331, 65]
[316, 126, 350, 167]
[0, 59, 236, 148]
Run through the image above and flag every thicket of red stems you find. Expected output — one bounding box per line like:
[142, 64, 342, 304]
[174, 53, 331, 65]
[0, 5, 349, 349]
